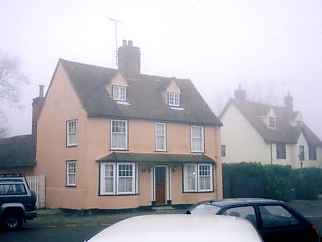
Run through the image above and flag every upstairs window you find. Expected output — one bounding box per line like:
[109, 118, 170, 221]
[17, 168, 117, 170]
[111, 120, 128, 150]
[309, 145, 317, 160]
[299, 145, 305, 161]
[268, 117, 276, 129]
[66, 119, 78, 147]
[155, 123, 166, 151]
[112, 85, 127, 101]
[191, 126, 204, 153]
[276, 143, 286, 159]
[167, 92, 180, 106]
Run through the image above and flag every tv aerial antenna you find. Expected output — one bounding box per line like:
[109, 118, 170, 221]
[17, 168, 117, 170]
[108, 17, 122, 66]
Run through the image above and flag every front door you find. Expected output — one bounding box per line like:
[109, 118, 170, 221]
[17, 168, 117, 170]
[155, 167, 166, 205]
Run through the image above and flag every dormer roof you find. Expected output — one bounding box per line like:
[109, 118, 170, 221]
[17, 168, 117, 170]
[60, 59, 221, 126]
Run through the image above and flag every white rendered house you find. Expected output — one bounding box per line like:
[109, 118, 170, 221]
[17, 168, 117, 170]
[220, 87, 322, 169]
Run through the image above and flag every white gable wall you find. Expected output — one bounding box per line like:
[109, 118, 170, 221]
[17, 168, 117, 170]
[295, 133, 322, 168]
[221, 103, 271, 164]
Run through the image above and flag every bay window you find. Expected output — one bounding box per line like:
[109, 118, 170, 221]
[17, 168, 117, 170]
[100, 162, 137, 195]
[183, 163, 213, 192]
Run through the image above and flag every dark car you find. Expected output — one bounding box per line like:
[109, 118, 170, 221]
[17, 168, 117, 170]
[187, 198, 319, 242]
[0, 174, 37, 229]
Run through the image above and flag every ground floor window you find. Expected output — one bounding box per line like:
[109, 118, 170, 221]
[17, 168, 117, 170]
[100, 162, 137, 195]
[183, 163, 213, 192]
[66, 160, 77, 187]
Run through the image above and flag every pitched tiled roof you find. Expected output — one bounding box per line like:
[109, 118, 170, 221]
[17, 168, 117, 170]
[0, 135, 35, 168]
[97, 152, 215, 164]
[60, 59, 221, 126]
[224, 99, 322, 146]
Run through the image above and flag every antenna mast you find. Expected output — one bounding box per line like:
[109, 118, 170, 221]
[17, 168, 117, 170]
[108, 17, 122, 66]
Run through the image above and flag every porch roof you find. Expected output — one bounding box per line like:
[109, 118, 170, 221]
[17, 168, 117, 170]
[97, 152, 215, 164]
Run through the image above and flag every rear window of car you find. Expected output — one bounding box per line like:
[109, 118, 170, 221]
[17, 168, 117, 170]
[191, 204, 221, 215]
[0, 183, 27, 195]
[259, 205, 299, 228]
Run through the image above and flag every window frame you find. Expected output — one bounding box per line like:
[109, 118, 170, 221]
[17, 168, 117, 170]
[167, 92, 180, 107]
[191, 126, 205, 153]
[309, 145, 317, 160]
[221, 145, 226, 157]
[110, 120, 128, 150]
[66, 119, 78, 147]
[155, 122, 167, 152]
[66, 160, 77, 187]
[258, 205, 300, 229]
[99, 162, 138, 196]
[112, 85, 127, 102]
[268, 117, 276, 129]
[299, 145, 305, 161]
[183, 163, 213, 193]
[276, 143, 287, 160]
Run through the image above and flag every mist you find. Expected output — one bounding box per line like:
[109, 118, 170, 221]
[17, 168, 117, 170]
[1, 0, 322, 137]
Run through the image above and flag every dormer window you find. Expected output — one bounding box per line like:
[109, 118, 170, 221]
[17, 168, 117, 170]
[112, 85, 127, 101]
[167, 92, 180, 106]
[268, 117, 276, 129]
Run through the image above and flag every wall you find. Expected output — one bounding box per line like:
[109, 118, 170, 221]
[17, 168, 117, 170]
[34, 63, 89, 208]
[221, 103, 271, 164]
[35, 64, 222, 208]
[294, 133, 322, 168]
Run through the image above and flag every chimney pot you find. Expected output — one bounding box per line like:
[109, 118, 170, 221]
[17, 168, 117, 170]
[234, 85, 246, 101]
[122, 40, 127, 46]
[39, 85, 45, 97]
[117, 39, 141, 76]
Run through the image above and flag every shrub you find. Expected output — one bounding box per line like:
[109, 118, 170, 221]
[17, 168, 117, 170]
[223, 163, 322, 201]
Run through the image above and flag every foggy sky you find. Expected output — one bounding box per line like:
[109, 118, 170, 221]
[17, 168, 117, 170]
[1, 0, 322, 138]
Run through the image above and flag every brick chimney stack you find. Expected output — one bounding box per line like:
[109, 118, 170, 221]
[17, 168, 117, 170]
[32, 85, 45, 156]
[234, 85, 247, 101]
[117, 40, 141, 76]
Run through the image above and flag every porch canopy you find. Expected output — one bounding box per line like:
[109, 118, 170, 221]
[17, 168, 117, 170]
[97, 152, 215, 165]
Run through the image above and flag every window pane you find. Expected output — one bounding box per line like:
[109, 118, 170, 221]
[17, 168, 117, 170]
[67, 120, 78, 146]
[118, 164, 134, 193]
[111, 120, 127, 149]
[191, 204, 221, 215]
[223, 206, 257, 227]
[259, 205, 299, 228]
[156, 123, 166, 150]
[184, 164, 197, 191]
[102, 163, 114, 193]
[191, 127, 203, 152]
[199, 165, 211, 191]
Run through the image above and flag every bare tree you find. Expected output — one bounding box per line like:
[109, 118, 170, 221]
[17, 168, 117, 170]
[0, 52, 28, 137]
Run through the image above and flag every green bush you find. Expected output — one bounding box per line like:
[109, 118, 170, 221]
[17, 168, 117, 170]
[223, 163, 322, 201]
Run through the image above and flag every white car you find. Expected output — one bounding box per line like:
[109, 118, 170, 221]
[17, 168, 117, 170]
[86, 214, 262, 242]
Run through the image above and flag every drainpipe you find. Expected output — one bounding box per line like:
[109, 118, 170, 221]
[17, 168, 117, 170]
[270, 143, 273, 165]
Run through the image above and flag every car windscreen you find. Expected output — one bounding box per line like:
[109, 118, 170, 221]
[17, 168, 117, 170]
[191, 203, 221, 215]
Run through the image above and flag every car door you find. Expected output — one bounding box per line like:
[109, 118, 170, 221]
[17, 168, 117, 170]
[257, 204, 307, 242]
[221, 205, 258, 229]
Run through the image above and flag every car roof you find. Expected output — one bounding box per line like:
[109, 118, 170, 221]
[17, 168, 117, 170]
[88, 214, 262, 242]
[203, 198, 284, 207]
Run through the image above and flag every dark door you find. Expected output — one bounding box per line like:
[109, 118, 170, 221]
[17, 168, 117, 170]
[257, 205, 308, 242]
[155, 167, 166, 205]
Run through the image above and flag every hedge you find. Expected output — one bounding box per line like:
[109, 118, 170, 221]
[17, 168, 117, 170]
[223, 163, 322, 201]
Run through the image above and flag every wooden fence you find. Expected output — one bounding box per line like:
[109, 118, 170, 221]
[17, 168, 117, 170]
[26, 175, 46, 208]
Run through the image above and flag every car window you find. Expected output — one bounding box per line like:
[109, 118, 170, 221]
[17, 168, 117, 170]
[223, 206, 257, 227]
[0, 183, 27, 195]
[259, 205, 299, 228]
[191, 204, 221, 215]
